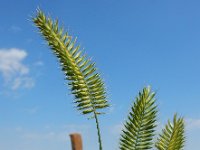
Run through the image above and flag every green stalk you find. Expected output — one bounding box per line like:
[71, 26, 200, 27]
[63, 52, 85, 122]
[94, 112, 102, 150]
[94, 112, 103, 150]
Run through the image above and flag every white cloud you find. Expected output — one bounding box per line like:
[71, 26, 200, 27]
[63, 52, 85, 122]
[0, 48, 29, 79]
[0, 48, 34, 90]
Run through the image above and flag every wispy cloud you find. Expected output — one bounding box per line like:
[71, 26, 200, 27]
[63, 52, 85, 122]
[22, 131, 67, 142]
[12, 77, 34, 90]
[0, 126, 68, 150]
[64, 124, 91, 135]
[185, 118, 200, 130]
[24, 106, 39, 115]
[110, 123, 124, 135]
[0, 27, 3, 32]
[0, 124, 91, 150]
[33, 61, 44, 67]
[0, 48, 35, 90]
[26, 38, 33, 43]
[9, 25, 22, 33]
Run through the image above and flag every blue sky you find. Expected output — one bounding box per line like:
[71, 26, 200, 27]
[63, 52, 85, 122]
[0, 0, 200, 149]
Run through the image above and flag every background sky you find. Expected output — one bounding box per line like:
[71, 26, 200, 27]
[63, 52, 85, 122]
[0, 0, 200, 150]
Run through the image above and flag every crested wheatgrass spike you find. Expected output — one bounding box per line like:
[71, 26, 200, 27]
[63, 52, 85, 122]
[33, 9, 109, 150]
[32, 9, 186, 150]
[155, 114, 185, 150]
[119, 86, 157, 150]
